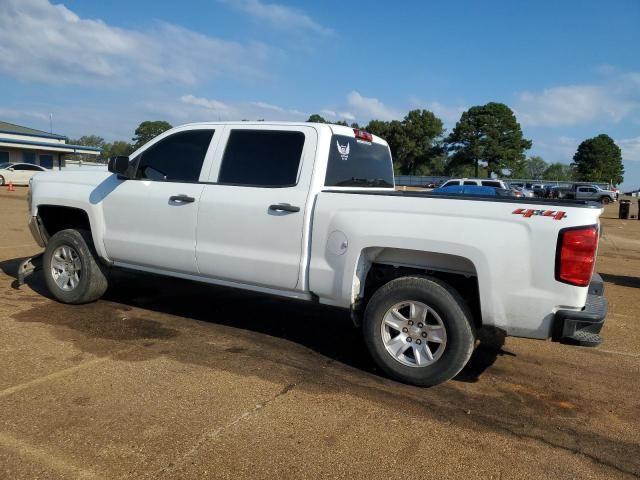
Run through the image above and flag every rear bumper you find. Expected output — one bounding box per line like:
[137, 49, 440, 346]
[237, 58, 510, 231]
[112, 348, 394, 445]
[553, 273, 608, 346]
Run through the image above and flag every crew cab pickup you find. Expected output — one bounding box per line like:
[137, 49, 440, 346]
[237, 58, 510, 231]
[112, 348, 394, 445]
[557, 184, 617, 204]
[24, 122, 608, 386]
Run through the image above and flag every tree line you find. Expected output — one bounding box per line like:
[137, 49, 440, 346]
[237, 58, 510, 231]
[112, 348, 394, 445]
[71, 106, 624, 184]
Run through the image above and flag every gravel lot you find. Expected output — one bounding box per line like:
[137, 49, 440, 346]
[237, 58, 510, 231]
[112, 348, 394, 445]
[1, 187, 639, 479]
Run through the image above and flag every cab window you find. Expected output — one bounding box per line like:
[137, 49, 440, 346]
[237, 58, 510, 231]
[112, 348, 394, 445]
[135, 129, 214, 182]
[218, 130, 305, 187]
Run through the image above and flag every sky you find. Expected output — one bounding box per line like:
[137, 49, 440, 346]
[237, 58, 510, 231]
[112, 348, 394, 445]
[1, 0, 639, 189]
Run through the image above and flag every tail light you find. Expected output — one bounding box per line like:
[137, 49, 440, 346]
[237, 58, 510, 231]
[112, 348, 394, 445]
[555, 226, 598, 286]
[353, 129, 373, 142]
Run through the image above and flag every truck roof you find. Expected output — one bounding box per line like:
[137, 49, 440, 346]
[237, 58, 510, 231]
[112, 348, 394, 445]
[176, 121, 389, 147]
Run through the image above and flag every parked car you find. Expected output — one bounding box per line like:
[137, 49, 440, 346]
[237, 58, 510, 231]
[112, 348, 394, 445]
[551, 184, 617, 204]
[531, 184, 548, 197]
[440, 178, 510, 189]
[431, 185, 516, 197]
[23, 122, 608, 387]
[512, 186, 535, 198]
[0, 162, 47, 186]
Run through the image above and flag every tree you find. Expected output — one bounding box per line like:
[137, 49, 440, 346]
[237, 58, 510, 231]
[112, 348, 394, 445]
[104, 141, 134, 158]
[307, 114, 327, 123]
[543, 162, 574, 181]
[71, 135, 106, 149]
[132, 121, 172, 150]
[446, 102, 532, 177]
[526, 155, 548, 179]
[366, 110, 444, 175]
[572, 134, 624, 185]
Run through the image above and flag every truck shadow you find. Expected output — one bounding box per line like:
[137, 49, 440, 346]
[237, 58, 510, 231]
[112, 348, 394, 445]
[600, 272, 640, 289]
[3, 257, 640, 476]
[0, 257, 506, 383]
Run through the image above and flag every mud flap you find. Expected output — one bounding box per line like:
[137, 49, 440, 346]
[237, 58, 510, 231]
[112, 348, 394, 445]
[17, 252, 43, 286]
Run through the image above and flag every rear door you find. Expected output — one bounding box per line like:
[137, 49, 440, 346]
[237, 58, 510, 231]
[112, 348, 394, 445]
[196, 125, 317, 290]
[576, 186, 596, 199]
[101, 128, 218, 273]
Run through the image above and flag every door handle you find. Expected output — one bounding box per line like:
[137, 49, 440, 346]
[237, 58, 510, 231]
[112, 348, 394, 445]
[269, 203, 300, 213]
[169, 194, 195, 203]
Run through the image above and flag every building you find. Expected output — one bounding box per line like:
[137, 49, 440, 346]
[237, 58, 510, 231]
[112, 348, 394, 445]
[0, 120, 100, 169]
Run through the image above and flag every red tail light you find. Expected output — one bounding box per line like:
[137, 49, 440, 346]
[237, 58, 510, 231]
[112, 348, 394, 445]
[353, 129, 373, 142]
[556, 226, 598, 286]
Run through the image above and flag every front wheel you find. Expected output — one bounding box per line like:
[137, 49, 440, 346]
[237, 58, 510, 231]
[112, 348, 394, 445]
[600, 196, 611, 205]
[43, 229, 108, 304]
[363, 276, 476, 386]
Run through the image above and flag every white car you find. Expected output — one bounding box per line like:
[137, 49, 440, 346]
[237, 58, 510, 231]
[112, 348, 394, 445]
[23, 122, 608, 386]
[440, 177, 510, 189]
[0, 163, 47, 186]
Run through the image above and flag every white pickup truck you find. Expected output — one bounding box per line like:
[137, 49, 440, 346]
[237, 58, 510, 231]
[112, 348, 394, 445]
[23, 122, 608, 386]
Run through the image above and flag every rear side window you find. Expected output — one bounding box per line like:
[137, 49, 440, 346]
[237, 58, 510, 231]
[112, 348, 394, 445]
[218, 130, 305, 187]
[136, 129, 213, 182]
[463, 181, 477, 185]
[325, 135, 394, 188]
[482, 181, 501, 187]
[441, 180, 460, 187]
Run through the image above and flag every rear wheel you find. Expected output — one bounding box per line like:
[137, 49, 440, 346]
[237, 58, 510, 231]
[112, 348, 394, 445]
[43, 229, 108, 304]
[363, 276, 476, 386]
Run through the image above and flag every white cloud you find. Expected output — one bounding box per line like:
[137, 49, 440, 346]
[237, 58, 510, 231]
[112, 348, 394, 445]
[515, 72, 640, 127]
[618, 137, 640, 162]
[220, 0, 332, 35]
[180, 95, 232, 112]
[144, 94, 307, 123]
[346, 91, 400, 121]
[0, 0, 275, 85]
[249, 101, 305, 116]
[320, 109, 356, 121]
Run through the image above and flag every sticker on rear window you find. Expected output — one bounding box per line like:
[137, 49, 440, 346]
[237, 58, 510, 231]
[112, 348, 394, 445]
[336, 141, 350, 161]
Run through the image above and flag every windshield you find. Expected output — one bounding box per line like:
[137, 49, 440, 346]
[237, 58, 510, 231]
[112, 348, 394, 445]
[0, 162, 13, 169]
[325, 135, 394, 188]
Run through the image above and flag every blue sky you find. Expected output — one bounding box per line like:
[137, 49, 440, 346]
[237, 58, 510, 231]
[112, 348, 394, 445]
[1, 0, 639, 188]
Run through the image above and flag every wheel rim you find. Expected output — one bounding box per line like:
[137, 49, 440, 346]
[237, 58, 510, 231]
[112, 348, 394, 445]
[51, 245, 82, 291]
[381, 301, 447, 368]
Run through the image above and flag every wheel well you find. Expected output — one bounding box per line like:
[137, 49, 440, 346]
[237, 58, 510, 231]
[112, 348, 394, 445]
[37, 205, 91, 240]
[360, 263, 482, 330]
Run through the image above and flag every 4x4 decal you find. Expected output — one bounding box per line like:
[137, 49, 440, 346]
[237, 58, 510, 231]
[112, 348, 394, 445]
[512, 208, 567, 220]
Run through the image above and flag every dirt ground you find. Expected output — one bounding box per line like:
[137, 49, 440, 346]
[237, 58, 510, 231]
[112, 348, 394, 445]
[1, 187, 639, 479]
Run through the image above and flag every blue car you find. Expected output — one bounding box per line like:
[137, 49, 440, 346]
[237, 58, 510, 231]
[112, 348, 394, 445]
[431, 185, 516, 197]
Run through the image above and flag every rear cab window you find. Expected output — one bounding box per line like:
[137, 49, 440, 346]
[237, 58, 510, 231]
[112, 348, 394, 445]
[325, 134, 394, 188]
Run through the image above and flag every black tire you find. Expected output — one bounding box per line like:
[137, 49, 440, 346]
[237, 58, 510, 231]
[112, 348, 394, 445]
[363, 276, 476, 387]
[600, 196, 611, 205]
[43, 229, 108, 304]
[0, 175, 4, 186]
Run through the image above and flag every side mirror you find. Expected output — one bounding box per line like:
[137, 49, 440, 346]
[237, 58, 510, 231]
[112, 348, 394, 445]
[108, 156, 130, 178]
[8, 167, 14, 172]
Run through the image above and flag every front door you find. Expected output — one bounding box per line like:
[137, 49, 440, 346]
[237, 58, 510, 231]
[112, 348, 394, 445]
[196, 126, 317, 290]
[100, 128, 216, 274]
